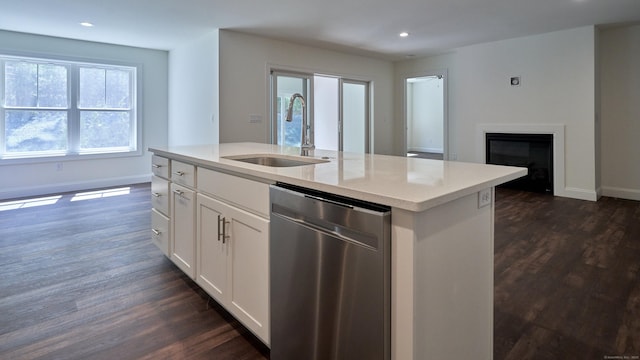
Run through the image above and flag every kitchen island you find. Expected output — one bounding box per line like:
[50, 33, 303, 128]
[149, 142, 526, 360]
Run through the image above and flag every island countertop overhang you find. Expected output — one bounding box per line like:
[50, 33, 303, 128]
[149, 142, 527, 212]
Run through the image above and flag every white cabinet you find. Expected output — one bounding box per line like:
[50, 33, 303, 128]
[196, 192, 270, 344]
[151, 155, 170, 179]
[171, 183, 196, 278]
[195, 194, 227, 303]
[151, 208, 170, 256]
[151, 156, 171, 255]
[151, 154, 270, 345]
[151, 176, 170, 216]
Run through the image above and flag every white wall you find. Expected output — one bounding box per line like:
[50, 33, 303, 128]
[395, 26, 598, 200]
[0, 31, 168, 200]
[600, 24, 640, 201]
[168, 30, 219, 146]
[218, 30, 395, 155]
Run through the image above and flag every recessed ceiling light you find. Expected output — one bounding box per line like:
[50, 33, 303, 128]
[80, 22, 94, 27]
[399, 32, 409, 37]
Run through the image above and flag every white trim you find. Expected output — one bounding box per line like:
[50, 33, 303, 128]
[564, 187, 599, 201]
[0, 174, 151, 201]
[602, 186, 640, 201]
[476, 123, 566, 198]
[408, 146, 444, 154]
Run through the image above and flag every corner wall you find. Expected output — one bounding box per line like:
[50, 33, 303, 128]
[218, 30, 395, 155]
[0, 31, 168, 200]
[599, 24, 640, 201]
[168, 30, 219, 146]
[394, 27, 598, 200]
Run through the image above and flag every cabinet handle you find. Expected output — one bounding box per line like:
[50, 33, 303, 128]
[152, 164, 162, 168]
[217, 215, 223, 242]
[173, 171, 185, 176]
[173, 189, 184, 196]
[152, 192, 161, 197]
[222, 218, 230, 244]
[152, 228, 161, 236]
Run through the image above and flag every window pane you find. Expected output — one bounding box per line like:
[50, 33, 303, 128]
[37, 64, 67, 107]
[106, 70, 130, 108]
[79, 68, 106, 108]
[5, 62, 37, 107]
[4, 62, 67, 108]
[79, 68, 130, 109]
[5, 110, 67, 152]
[80, 111, 130, 149]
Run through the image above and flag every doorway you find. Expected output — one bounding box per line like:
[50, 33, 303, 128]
[405, 72, 447, 160]
[271, 70, 370, 153]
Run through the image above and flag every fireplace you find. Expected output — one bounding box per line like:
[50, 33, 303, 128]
[486, 133, 553, 193]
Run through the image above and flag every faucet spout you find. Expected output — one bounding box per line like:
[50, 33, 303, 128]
[285, 93, 315, 156]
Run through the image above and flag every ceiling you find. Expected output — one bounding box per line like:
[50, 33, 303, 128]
[1, 0, 639, 60]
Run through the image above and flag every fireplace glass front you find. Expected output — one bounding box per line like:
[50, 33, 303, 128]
[486, 133, 553, 193]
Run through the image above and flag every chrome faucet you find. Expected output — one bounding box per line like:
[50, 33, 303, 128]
[285, 93, 314, 156]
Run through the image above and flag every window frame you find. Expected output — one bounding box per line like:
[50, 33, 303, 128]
[0, 52, 142, 164]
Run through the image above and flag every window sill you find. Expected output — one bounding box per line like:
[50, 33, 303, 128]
[0, 149, 143, 166]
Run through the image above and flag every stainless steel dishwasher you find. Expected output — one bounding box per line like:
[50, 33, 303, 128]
[270, 183, 391, 360]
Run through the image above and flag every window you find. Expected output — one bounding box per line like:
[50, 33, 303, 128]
[1, 55, 138, 160]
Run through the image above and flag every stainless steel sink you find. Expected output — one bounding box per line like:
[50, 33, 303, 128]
[223, 154, 329, 167]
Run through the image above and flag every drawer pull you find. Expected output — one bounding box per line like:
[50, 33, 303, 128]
[152, 192, 161, 197]
[173, 171, 185, 176]
[173, 189, 184, 196]
[152, 164, 162, 168]
[152, 228, 161, 236]
[217, 215, 223, 242]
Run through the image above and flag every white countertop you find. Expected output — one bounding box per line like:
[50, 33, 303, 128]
[149, 142, 527, 212]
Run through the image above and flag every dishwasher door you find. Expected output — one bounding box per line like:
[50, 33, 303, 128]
[270, 183, 391, 360]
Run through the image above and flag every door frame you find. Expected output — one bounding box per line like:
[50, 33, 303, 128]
[402, 69, 449, 159]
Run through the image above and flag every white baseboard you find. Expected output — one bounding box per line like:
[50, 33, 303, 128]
[0, 174, 152, 201]
[408, 147, 443, 154]
[558, 187, 598, 202]
[601, 186, 640, 201]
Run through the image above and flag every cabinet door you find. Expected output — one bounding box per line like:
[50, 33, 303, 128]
[226, 204, 270, 344]
[170, 183, 196, 278]
[195, 194, 228, 304]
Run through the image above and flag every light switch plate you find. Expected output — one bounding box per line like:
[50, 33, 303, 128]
[478, 188, 492, 208]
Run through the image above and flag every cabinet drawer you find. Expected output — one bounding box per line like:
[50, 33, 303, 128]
[151, 176, 170, 216]
[151, 155, 170, 179]
[151, 208, 170, 256]
[171, 161, 196, 188]
[197, 167, 269, 217]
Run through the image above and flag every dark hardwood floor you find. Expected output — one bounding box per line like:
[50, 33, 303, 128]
[1, 183, 638, 359]
[494, 188, 640, 360]
[0, 184, 268, 360]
